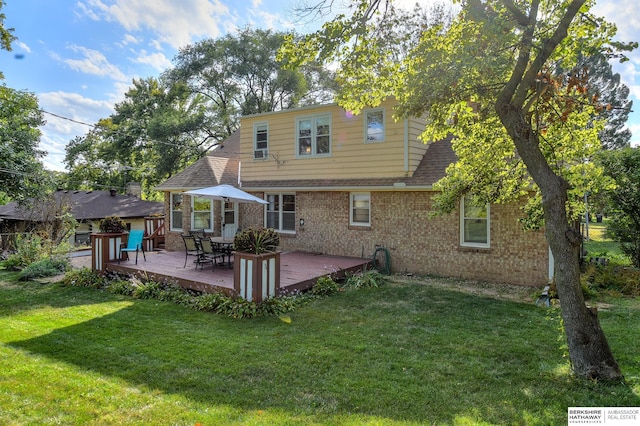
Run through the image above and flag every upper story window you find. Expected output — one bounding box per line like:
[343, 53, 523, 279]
[460, 195, 490, 248]
[266, 193, 296, 233]
[191, 196, 213, 232]
[365, 108, 385, 143]
[170, 193, 183, 232]
[350, 192, 371, 226]
[254, 122, 269, 160]
[297, 114, 331, 157]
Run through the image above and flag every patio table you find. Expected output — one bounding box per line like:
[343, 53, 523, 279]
[209, 237, 234, 268]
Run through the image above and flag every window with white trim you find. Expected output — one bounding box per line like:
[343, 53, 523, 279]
[254, 122, 269, 159]
[191, 196, 213, 232]
[170, 193, 183, 232]
[364, 109, 385, 142]
[350, 192, 371, 226]
[297, 114, 331, 157]
[460, 195, 490, 248]
[266, 193, 296, 233]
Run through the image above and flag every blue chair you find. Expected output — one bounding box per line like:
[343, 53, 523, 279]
[119, 230, 146, 264]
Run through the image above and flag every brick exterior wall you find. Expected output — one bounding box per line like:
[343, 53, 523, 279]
[164, 190, 549, 287]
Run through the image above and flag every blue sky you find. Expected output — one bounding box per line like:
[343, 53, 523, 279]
[1, 0, 639, 172]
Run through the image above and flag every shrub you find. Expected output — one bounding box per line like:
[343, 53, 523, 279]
[62, 267, 107, 289]
[1, 234, 46, 270]
[18, 256, 70, 280]
[312, 275, 339, 296]
[581, 263, 640, 297]
[106, 279, 135, 296]
[345, 269, 389, 289]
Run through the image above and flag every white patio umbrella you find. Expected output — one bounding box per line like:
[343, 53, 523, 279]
[183, 184, 268, 204]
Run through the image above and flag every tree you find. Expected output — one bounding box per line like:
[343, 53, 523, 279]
[284, 0, 637, 379]
[0, 85, 50, 200]
[0, 0, 17, 80]
[0, 1, 50, 201]
[598, 148, 640, 267]
[165, 27, 336, 135]
[576, 53, 633, 149]
[64, 78, 210, 196]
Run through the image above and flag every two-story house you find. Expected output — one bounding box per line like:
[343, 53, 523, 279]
[156, 99, 550, 286]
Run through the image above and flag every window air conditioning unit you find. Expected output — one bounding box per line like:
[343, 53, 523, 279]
[254, 149, 268, 159]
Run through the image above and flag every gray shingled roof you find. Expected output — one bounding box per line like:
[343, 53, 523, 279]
[154, 131, 241, 191]
[0, 190, 163, 222]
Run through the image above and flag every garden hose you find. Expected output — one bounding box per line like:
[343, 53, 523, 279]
[372, 246, 391, 275]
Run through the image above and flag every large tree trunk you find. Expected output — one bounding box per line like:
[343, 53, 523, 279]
[498, 105, 623, 380]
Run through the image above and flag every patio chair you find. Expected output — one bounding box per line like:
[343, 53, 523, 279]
[199, 238, 227, 271]
[119, 229, 146, 264]
[181, 234, 202, 268]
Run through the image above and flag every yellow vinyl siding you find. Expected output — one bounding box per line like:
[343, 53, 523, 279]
[407, 115, 429, 176]
[240, 100, 428, 182]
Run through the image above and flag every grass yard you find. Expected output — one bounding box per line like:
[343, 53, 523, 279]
[583, 220, 631, 265]
[0, 271, 639, 425]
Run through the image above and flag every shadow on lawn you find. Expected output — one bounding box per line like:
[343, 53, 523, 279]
[7, 284, 640, 424]
[0, 279, 117, 317]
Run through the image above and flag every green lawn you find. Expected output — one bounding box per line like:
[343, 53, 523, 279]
[583, 221, 631, 265]
[1, 272, 638, 425]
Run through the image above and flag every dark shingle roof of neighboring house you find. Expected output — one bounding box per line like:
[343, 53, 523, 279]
[0, 190, 163, 222]
[242, 136, 457, 190]
[154, 131, 241, 191]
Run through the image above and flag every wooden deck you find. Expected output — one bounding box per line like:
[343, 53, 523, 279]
[106, 250, 371, 296]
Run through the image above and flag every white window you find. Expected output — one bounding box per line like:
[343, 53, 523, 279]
[191, 196, 213, 232]
[350, 193, 371, 226]
[297, 114, 331, 157]
[266, 193, 296, 233]
[254, 122, 268, 159]
[364, 109, 385, 142]
[170, 193, 183, 232]
[460, 195, 490, 248]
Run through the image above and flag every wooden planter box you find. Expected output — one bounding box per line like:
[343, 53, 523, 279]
[90, 232, 126, 273]
[233, 251, 280, 302]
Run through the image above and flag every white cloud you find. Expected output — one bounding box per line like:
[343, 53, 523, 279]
[120, 34, 141, 46]
[133, 50, 173, 72]
[15, 41, 32, 53]
[64, 45, 129, 82]
[78, 0, 232, 49]
[37, 91, 116, 171]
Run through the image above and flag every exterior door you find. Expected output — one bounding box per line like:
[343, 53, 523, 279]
[222, 201, 238, 239]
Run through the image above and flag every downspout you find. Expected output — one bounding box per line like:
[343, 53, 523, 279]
[238, 161, 242, 187]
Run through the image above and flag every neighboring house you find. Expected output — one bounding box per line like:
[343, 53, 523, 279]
[156, 99, 550, 286]
[0, 185, 164, 247]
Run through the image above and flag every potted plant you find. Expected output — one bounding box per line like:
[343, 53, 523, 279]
[99, 216, 127, 233]
[232, 227, 281, 302]
[233, 227, 279, 254]
[92, 216, 128, 273]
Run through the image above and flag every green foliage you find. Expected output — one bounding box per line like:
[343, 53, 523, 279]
[0, 86, 51, 201]
[99, 216, 127, 233]
[1, 234, 46, 270]
[312, 275, 340, 296]
[345, 269, 389, 289]
[598, 148, 640, 268]
[61, 268, 107, 289]
[581, 263, 640, 297]
[233, 227, 279, 254]
[17, 256, 69, 281]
